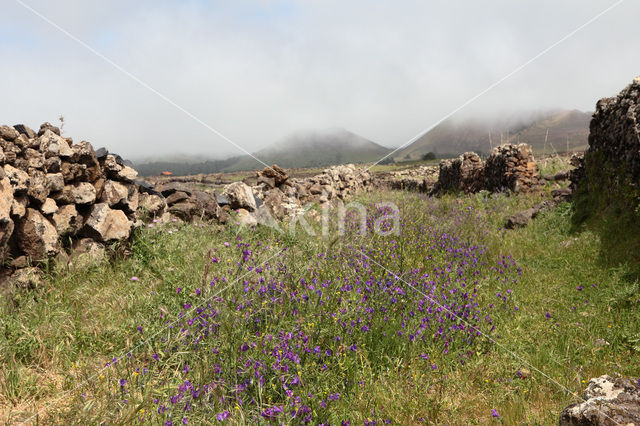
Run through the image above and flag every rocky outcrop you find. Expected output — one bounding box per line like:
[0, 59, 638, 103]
[431, 144, 541, 195]
[559, 375, 640, 425]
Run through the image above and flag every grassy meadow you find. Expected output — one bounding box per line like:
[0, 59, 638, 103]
[1, 163, 639, 424]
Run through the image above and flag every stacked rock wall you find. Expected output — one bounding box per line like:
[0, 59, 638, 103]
[0, 122, 177, 268]
[216, 164, 375, 225]
[433, 152, 484, 194]
[432, 144, 540, 195]
[571, 76, 640, 221]
[484, 143, 540, 193]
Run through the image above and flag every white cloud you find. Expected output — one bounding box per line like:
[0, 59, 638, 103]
[1, 0, 639, 159]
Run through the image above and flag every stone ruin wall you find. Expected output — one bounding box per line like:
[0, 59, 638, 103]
[432, 143, 541, 195]
[0, 121, 378, 278]
[1, 121, 548, 279]
[570, 76, 640, 213]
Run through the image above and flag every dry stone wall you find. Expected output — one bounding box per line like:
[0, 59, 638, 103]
[432, 143, 540, 195]
[571, 76, 640, 219]
[216, 164, 376, 226]
[0, 122, 180, 270]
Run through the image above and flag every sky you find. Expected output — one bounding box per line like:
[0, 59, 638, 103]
[1, 0, 640, 160]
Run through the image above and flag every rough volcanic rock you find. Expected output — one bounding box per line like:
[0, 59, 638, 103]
[155, 182, 191, 197]
[165, 191, 189, 205]
[24, 148, 44, 169]
[122, 185, 139, 213]
[101, 180, 128, 207]
[13, 124, 36, 139]
[37, 122, 61, 137]
[60, 161, 88, 182]
[168, 201, 198, 220]
[0, 125, 19, 141]
[116, 166, 138, 183]
[45, 173, 65, 192]
[505, 200, 556, 229]
[4, 164, 29, 193]
[72, 141, 101, 181]
[55, 182, 97, 205]
[10, 196, 27, 219]
[15, 208, 60, 261]
[39, 129, 73, 158]
[139, 193, 166, 217]
[102, 154, 122, 174]
[257, 164, 289, 186]
[52, 204, 80, 236]
[82, 203, 131, 242]
[71, 238, 106, 266]
[559, 375, 640, 425]
[222, 182, 257, 211]
[26, 170, 49, 204]
[44, 156, 61, 173]
[0, 175, 14, 262]
[235, 208, 257, 226]
[190, 190, 226, 222]
[40, 198, 58, 215]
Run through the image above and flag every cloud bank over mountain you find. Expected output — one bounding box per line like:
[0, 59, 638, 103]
[2, 0, 639, 159]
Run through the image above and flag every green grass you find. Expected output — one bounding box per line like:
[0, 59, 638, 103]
[0, 189, 638, 424]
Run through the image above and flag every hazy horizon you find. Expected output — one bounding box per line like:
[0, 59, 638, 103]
[2, 1, 639, 160]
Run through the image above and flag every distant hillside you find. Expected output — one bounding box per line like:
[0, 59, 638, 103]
[223, 128, 391, 172]
[395, 109, 591, 160]
[134, 128, 392, 176]
[134, 156, 243, 177]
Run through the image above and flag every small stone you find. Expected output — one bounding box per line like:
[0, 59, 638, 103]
[222, 182, 257, 211]
[54, 182, 96, 205]
[13, 124, 36, 139]
[235, 208, 257, 226]
[39, 129, 73, 158]
[40, 198, 58, 215]
[15, 208, 60, 261]
[138, 193, 166, 216]
[37, 122, 61, 137]
[165, 191, 189, 205]
[102, 155, 122, 173]
[51, 204, 80, 236]
[45, 173, 65, 192]
[0, 125, 19, 141]
[10, 195, 28, 219]
[44, 156, 62, 173]
[116, 166, 138, 183]
[26, 170, 49, 204]
[101, 180, 128, 207]
[24, 148, 44, 169]
[82, 203, 131, 242]
[4, 164, 30, 193]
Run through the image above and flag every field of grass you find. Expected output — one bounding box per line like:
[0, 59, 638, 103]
[1, 183, 639, 424]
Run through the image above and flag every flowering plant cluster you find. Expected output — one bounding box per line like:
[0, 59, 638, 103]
[77, 197, 520, 424]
